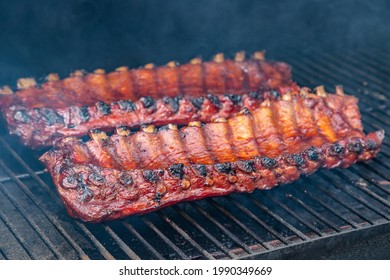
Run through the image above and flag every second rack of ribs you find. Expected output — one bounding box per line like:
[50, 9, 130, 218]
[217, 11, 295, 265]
[40, 89, 384, 222]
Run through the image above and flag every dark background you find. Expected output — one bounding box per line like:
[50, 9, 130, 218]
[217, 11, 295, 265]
[0, 0, 388, 87]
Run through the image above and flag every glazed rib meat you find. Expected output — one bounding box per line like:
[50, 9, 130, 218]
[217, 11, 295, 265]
[0, 51, 294, 147]
[4, 85, 297, 147]
[0, 51, 292, 109]
[40, 87, 384, 222]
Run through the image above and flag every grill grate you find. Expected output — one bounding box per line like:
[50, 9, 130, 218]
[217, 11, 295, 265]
[0, 47, 389, 260]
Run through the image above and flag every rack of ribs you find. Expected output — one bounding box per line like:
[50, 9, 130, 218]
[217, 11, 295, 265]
[40, 86, 384, 222]
[0, 51, 294, 147]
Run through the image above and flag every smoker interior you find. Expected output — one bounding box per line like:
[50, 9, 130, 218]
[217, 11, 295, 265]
[0, 46, 389, 260]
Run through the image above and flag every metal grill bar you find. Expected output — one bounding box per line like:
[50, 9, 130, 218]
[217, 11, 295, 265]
[189, 202, 254, 254]
[172, 205, 238, 259]
[210, 198, 288, 246]
[0, 180, 65, 259]
[121, 221, 165, 260]
[286, 194, 341, 232]
[158, 211, 216, 260]
[102, 224, 141, 260]
[294, 187, 359, 228]
[261, 193, 324, 236]
[0, 208, 34, 259]
[0, 138, 115, 260]
[305, 176, 375, 225]
[235, 196, 310, 241]
[141, 216, 189, 259]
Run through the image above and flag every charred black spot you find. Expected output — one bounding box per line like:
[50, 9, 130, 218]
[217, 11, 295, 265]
[143, 170, 158, 183]
[249, 91, 260, 99]
[366, 140, 378, 150]
[261, 157, 278, 168]
[77, 177, 93, 202]
[153, 192, 162, 203]
[270, 90, 281, 98]
[243, 160, 256, 173]
[190, 96, 204, 110]
[291, 154, 305, 166]
[207, 94, 221, 107]
[215, 162, 232, 174]
[79, 106, 90, 121]
[13, 110, 30, 123]
[169, 163, 184, 179]
[88, 172, 105, 185]
[119, 172, 133, 186]
[225, 94, 242, 104]
[141, 96, 155, 108]
[331, 142, 344, 155]
[306, 147, 319, 161]
[96, 102, 111, 115]
[62, 175, 78, 189]
[117, 100, 136, 111]
[67, 124, 75, 128]
[163, 96, 180, 113]
[36, 108, 64, 125]
[241, 107, 250, 115]
[348, 139, 363, 154]
[195, 164, 207, 177]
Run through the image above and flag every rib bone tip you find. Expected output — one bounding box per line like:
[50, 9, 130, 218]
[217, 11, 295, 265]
[190, 57, 202, 65]
[89, 129, 108, 142]
[213, 53, 224, 63]
[116, 126, 131, 136]
[167, 124, 178, 131]
[214, 117, 227, 123]
[188, 121, 202, 127]
[17, 78, 37, 89]
[144, 63, 155, 69]
[315, 85, 327, 97]
[94, 69, 105, 74]
[46, 73, 60, 82]
[235, 51, 245, 62]
[142, 124, 156, 133]
[335, 85, 344, 96]
[0, 86, 14, 95]
[253, 51, 266, 60]
[167, 61, 178, 68]
[115, 66, 129, 72]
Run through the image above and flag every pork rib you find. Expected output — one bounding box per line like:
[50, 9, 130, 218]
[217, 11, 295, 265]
[40, 88, 384, 222]
[4, 85, 297, 147]
[0, 51, 292, 109]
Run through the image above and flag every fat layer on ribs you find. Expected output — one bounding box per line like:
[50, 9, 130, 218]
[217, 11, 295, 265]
[40, 87, 384, 222]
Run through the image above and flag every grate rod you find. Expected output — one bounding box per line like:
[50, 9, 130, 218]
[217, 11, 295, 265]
[158, 211, 215, 260]
[190, 201, 254, 254]
[306, 176, 374, 224]
[228, 195, 305, 243]
[102, 224, 141, 260]
[317, 172, 390, 220]
[333, 169, 390, 208]
[0, 170, 46, 183]
[261, 192, 324, 236]
[141, 216, 189, 259]
[0, 182, 65, 259]
[0, 137, 114, 260]
[286, 193, 341, 232]
[294, 187, 359, 229]
[121, 221, 164, 260]
[172, 205, 237, 259]
[0, 208, 34, 259]
[210, 197, 278, 249]
[0, 159, 90, 260]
